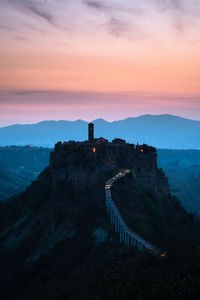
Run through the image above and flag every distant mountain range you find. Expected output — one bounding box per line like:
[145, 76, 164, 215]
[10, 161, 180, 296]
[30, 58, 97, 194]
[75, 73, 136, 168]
[0, 114, 200, 149]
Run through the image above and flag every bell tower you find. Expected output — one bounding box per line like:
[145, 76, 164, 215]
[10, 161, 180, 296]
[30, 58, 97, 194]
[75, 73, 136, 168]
[88, 123, 94, 142]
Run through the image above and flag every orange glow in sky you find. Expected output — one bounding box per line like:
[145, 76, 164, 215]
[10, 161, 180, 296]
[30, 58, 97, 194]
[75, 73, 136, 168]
[0, 0, 200, 126]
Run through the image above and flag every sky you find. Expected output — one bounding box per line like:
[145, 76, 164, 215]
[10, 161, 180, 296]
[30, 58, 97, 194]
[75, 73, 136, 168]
[0, 0, 200, 126]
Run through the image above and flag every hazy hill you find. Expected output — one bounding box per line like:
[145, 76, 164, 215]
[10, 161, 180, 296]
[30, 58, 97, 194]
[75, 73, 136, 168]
[0, 146, 51, 201]
[0, 114, 200, 149]
[157, 149, 200, 215]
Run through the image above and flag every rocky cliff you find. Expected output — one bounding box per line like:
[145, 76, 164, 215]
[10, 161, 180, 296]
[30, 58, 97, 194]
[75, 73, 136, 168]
[50, 141, 169, 195]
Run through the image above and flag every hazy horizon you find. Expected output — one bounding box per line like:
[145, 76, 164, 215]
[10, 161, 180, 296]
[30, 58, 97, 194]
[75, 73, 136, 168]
[0, 112, 200, 128]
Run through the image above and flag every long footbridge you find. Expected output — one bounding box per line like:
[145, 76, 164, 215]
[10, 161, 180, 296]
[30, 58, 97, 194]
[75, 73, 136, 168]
[105, 169, 165, 256]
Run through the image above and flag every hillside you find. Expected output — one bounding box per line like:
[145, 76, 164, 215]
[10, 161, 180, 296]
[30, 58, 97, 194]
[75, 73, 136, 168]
[0, 146, 51, 200]
[157, 149, 200, 215]
[0, 141, 200, 299]
[0, 114, 200, 149]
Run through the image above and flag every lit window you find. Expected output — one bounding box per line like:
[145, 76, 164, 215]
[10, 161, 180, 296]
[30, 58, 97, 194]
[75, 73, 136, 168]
[92, 147, 96, 153]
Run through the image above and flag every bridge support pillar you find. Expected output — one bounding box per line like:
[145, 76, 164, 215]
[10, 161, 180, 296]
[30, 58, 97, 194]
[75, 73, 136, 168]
[130, 236, 133, 246]
[121, 228, 124, 243]
[115, 215, 118, 232]
[138, 243, 143, 251]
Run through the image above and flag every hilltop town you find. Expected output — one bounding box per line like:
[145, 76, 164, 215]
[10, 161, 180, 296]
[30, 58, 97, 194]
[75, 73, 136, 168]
[54, 122, 156, 152]
[50, 123, 168, 195]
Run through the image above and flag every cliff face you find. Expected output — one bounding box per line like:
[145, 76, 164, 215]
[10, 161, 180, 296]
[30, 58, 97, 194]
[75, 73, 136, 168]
[50, 141, 169, 195]
[0, 141, 169, 262]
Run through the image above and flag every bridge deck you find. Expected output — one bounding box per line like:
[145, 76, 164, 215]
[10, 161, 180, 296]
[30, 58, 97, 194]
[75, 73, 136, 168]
[105, 169, 165, 255]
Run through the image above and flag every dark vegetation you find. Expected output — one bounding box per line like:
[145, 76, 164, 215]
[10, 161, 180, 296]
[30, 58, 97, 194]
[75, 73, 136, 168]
[0, 146, 200, 299]
[112, 174, 196, 250]
[97, 174, 200, 299]
[0, 169, 200, 299]
[0, 167, 117, 300]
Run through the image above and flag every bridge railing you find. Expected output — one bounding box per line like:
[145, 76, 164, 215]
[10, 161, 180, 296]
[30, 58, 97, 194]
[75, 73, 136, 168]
[105, 170, 164, 256]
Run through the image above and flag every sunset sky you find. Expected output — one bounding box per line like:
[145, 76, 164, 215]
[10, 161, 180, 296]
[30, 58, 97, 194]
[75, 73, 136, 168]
[0, 0, 200, 126]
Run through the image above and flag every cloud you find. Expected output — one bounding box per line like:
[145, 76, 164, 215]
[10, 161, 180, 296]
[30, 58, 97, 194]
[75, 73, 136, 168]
[27, 4, 55, 26]
[11, 90, 55, 96]
[0, 24, 13, 31]
[150, 0, 200, 33]
[7, 0, 56, 26]
[154, 0, 185, 11]
[1, 90, 200, 110]
[153, 0, 200, 16]
[84, 0, 142, 15]
[84, 0, 144, 39]
[56, 41, 69, 47]
[105, 18, 130, 38]
[84, 0, 112, 12]
[14, 36, 29, 41]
